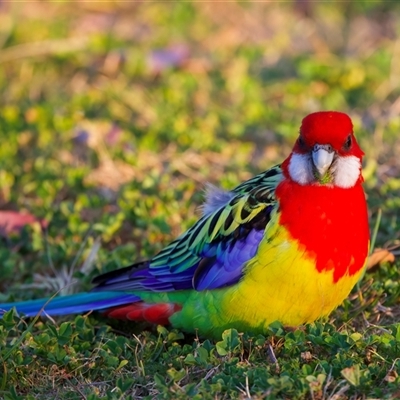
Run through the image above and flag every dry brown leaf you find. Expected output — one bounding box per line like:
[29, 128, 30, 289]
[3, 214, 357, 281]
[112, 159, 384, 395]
[84, 159, 136, 191]
[384, 369, 398, 383]
[366, 248, 395, 270]
[0, 210, 48, 237]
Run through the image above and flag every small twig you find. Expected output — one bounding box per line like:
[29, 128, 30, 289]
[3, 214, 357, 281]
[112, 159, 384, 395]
[369, 208, 382, 255]
[68, 227, 94, 280]
[362, 314, 391, 334]
[199, 366, 220, 385]
[237, 375, 251, 399]
[328, 381, 350, 400]
[79, 237, 101, 275]
[380, 358, 400, 386]
[44, 228, 57, 278]
[267, 343, 280, 374]
[65, 378, 88, 400]
[322, 368, 333, 400]
[0, 37, 89, 63]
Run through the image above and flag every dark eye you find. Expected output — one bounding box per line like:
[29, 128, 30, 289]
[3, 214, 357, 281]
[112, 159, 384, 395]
[298, 136, 306, 148]
[343, 135, 352, 151]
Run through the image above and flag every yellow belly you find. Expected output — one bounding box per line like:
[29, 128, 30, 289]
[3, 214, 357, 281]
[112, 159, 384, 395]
[220, 219, 364, 328]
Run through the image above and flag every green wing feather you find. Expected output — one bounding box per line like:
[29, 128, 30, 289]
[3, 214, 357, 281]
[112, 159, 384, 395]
[149, 165, 283, 275]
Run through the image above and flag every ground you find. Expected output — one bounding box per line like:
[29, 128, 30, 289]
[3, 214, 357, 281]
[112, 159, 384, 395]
[0, 2, 399, 399]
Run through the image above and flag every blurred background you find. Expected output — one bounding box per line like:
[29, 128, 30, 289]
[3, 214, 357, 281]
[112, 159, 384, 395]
[0, 1, 399, 294]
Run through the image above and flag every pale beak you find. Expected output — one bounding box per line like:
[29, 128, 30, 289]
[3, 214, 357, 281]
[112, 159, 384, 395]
[312, 145, 334, 177]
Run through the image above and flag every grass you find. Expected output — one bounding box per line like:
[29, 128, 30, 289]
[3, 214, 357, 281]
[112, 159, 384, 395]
[0, 1, 400, 398]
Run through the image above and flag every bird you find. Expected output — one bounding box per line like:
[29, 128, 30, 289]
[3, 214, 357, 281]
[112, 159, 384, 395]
[0, 111, 370, 339]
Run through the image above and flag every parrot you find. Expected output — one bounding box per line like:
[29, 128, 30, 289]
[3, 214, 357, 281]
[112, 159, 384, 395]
[0, 111, 370, 339]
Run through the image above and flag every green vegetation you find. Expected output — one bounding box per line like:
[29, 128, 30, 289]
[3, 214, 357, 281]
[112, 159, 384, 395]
[0, 1, 399, 398]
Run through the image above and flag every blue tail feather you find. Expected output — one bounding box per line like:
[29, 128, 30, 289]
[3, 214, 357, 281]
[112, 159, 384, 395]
[0, 292, 140, 317]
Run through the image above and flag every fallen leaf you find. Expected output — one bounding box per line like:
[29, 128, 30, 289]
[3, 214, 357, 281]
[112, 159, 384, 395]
[384, 369, 398, 383]
[366, 248, 395, 271]
[84, 159, 136, 191]
[341, 365, 361, 387]
[105, 123, 122, 146]
[300, 351, 313, 362]
[0, 210, 48, 237]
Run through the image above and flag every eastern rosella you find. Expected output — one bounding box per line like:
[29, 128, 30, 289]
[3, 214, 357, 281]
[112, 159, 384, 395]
[0, 111, 369, 338]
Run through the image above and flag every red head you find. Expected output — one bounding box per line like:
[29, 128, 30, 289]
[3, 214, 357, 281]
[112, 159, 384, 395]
[293, 111, 364, 158]
[283, 111, 364, 188]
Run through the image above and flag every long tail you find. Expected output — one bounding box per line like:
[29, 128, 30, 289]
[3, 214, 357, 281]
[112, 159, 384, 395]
[0, 292, 181, 325]
[0, 292, 140, 317]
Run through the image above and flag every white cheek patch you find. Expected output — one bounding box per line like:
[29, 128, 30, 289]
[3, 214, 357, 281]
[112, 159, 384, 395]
[333, 155, 361, 188]
[201, 183, 235, 216]
[288, 152, 361, 188]
[288, 153, 314, 185]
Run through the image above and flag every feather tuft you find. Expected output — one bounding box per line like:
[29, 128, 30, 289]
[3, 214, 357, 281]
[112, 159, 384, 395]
[201, 183, 235, 216]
